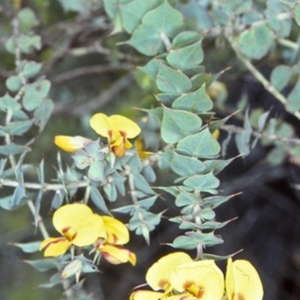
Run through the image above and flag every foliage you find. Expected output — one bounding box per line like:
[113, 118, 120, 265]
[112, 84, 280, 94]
[1, 0, 300, 299]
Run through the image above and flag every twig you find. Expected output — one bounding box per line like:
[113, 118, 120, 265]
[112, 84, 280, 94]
[53, 73, 135, 116]
[228, 36, 300, 121]
[52, 64, 133, 84]
[221, 124, 300, 145]
[0, 178, 90, 190]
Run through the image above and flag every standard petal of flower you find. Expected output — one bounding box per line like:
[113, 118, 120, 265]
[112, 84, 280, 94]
[100, 244, 135, 265]
[170, 260, 224, 300]
[54, 136, 88, 152]
[145, 252, 193, 291]
[109, 115, 141, 138]
[226, 258, 263, 300]
[100, 216, 129, 245]
[53, 203, 94, 233]
[129, 290, 165, 300]
[90, 113, 112, 137]
[72, 214, 104, 246]
[39, 237, 70, 257]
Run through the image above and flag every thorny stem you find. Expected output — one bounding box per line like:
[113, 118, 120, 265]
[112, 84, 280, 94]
[228, 36, 300, 121]
[124, 165, 138, 204]
[8, 13, 75, 300]
[0, 178, 90, 190]
[221, 124, 300, 146]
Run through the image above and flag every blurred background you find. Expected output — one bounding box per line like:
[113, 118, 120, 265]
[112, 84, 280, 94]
[1, 0, 300, 299]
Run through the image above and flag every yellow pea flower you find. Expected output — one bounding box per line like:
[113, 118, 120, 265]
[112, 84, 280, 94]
[170, 260, 224, 300]
[145, 252, 193, 292]
[226, 258, 263, 300]
[90, 113, 141, 158]
[136, 137, 153, 159]
[39, 204, 103, 257]
[96, 216, 136, 266]
[54, 135, 92, 152]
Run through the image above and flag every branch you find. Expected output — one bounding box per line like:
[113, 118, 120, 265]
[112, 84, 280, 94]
[0, 178, 90, 191]
[228, 36, 300, 122]
[53, 73, 134, 116]
[52, 63, 134, 84]
[221, 124, 300, 145]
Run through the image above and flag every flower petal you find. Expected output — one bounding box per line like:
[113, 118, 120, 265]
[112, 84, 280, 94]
[226, 258, 263, 300]
[54, 136, 90, 152]
[90, 113, 112, 137]
[145, 252, 193, 291]
[53, 204, 104, 246]
[72, 213, 104, 246]
[170, 260, 224, 300]
[99, 244, 136, 265]
[129, 290, 165, 300]
[39, 237, 70, 257]
[100, 216, 129, 245]
[109, 115, 141, 138]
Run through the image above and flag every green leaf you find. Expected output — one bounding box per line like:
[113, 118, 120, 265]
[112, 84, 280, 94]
[0, 195, 13, 210]
[127, 0, 184, 55]
[25, 258, 60, 272]
[0, 143, 31, 156]
[183, 172, 220, 193]
[266, 0, 291, 38]
[88, 161, 104, 182]
[160, 150, 205, 176]
[295, 3, 300, 27]
[5, 119, 34, 136]
[202, 194, 233, 209]
[90, 185, 111, 215]
[0, 93, 21, 112]
[138, 58, 162, 78]
[155, 93, 178, 106]
[104, 183, 117, 202]
[120, 0, 163, 33]
[18, 8, 39, 32]
[270, 65, 292, 92]
[172, 84, 213, 113]
[5, 34, 42, 54]
[6, 75, 22, 92]
[238, 23, 274, 59]
[172, 31, 202, 48]
[287, 77, 300, 112]
[156, 63, 192, 94]
[23, 80, 51, 111]
[167, 41, 203, 69]
[14, 241, 41, 253]
[203, 158, 234, 175]
[23, 61, 42, 79]
[104, 0, 132, 18]
[222, 0, 252, 14]
[132, 172, 155, 195]
[235, 109, 252, 156]
[175, 192, 201, 207]
[161, 107, 202, 144]
[177, 128, 220, 158]
[142, 165, 156, 182]
[34, 99, 54, 132]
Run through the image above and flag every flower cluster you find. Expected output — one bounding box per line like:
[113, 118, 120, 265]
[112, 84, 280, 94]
[54, 113, 141, 158]
[39, 203, 136, 266]
[130, 252, 263, 300]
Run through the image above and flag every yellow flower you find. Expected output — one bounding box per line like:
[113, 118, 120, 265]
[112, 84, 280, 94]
[96, 216, 136, 265]
[54, 135, 92, 152]
[170, 260, 224, 300]
[146, 252, 193, 292]
[226, 258, 263, 300]
[90, 113, 141, 158]
[39, 204, 103, 257]
[212, 129, 220, 139]
[136, 137, 153, 159]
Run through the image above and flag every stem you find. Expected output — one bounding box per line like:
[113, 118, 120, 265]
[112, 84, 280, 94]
[0, 178, 90, 190]
[124, 165, 138, 204]
[221, 124, 300, 145]
[228, 36, 300, 121]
